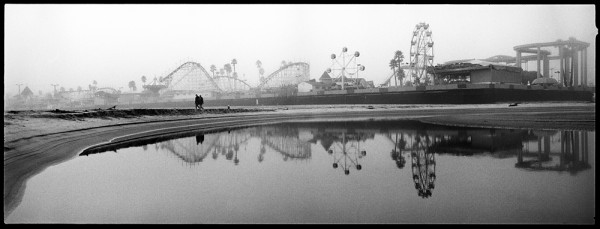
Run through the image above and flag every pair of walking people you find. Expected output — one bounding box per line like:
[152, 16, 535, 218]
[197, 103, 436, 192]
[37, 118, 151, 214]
[195, 94, 204, 111]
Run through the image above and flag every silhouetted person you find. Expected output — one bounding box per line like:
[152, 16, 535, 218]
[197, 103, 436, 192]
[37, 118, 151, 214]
[196, 134, 204, 145]
[195, 94, 204, 110]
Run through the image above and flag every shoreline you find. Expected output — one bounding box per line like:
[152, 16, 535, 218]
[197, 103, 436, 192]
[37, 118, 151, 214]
[4, 103, 595, 143]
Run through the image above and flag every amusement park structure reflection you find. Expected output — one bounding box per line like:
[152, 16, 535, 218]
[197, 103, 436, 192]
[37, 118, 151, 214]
[154, 125, 312, 165]
[516, 131, 591, 173]
[325, 131, 368, 175]
[80, 120, 593, 200]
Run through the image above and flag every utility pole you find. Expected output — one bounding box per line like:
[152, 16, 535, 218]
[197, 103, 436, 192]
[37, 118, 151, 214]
[16, 83, 23, 96]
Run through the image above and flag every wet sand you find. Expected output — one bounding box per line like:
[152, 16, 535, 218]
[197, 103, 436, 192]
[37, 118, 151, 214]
[3, 103, 595, 219]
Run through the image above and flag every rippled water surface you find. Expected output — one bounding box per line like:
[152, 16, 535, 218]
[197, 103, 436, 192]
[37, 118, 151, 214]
[5, 119, 595, 224]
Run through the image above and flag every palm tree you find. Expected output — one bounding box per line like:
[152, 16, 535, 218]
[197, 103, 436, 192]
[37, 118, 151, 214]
[141, 76, 147, 85]
[224, 64, 232, 77]
[397, 67, 406, 86]
[256, 60, 262, 69]
[256, 60, 263, 78]
[219, 68, 225, 76]
[389, 59, 398, 86]
[128, 80, 136, 92]
[393, 50, 405, 86]
[210, 64, 217, 77]
[231, 59, 237, 73]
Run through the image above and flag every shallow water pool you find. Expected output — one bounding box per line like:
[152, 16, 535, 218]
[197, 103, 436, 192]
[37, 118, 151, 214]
[5, 119, 595, 224]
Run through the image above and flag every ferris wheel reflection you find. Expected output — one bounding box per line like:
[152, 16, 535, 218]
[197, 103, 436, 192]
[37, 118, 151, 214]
[388, 131, 436, 198]
[410, 135, 436, 198]
[327, 132, 367, 175]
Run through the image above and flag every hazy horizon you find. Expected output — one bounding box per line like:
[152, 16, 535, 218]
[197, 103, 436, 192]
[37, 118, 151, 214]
[4, 4, 597, 96]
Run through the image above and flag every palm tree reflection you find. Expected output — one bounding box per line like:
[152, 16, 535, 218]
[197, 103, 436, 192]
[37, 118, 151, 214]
[390, 133, 407, 169]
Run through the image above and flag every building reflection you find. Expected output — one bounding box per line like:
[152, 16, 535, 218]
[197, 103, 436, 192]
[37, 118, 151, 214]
[516, 130, 591, 174]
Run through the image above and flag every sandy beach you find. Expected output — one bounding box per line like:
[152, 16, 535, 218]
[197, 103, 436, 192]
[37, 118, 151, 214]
[3, 102, 595, 219]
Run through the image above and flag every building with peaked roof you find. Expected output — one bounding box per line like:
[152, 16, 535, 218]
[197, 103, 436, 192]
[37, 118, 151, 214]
[299, 79, 336, 92]
[319, 71, 333, 84]
[20, 86, 34, 99]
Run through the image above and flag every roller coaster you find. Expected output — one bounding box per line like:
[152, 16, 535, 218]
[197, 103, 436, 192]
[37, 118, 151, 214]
[157, 61, 310, 96]
[258, 62, 310, 90]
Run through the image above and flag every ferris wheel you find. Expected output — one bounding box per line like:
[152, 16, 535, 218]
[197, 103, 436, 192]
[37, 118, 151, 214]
[327, 47, 365, 90]
[409, 23, 434, 85]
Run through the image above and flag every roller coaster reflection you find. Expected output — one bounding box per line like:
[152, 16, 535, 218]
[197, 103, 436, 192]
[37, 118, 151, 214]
[158, 125, 313, 166]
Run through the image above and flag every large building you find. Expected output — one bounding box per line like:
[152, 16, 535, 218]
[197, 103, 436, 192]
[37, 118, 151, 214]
[429, 60, 524, 85]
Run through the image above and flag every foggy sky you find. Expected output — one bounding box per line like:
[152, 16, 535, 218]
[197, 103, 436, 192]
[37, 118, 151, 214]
[4, 4, 597, 96]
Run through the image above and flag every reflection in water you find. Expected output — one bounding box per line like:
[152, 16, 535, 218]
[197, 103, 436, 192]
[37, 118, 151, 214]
[81, 121, 592, 180]
[383, 127, 592, 198]
[326, 132, 368, 175]
[77, 121, 593, 200]
[253, 125, 312, 161]
[410, 135, 436, 198]
[196, 134, 204, 145]
[80, 121, 592, 181]
[5, 119, 594, 223]
[390, 133, 407, 169]
[159, 131, 251, 165]
[78, 121, 593, 202]
[516, 130, 591, 174]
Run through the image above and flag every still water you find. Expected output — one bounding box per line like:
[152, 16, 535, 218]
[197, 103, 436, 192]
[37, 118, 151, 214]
[5, 119, 595, 224]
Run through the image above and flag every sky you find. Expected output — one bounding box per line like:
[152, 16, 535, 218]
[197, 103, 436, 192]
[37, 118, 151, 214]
[4, 4, 597, 96]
